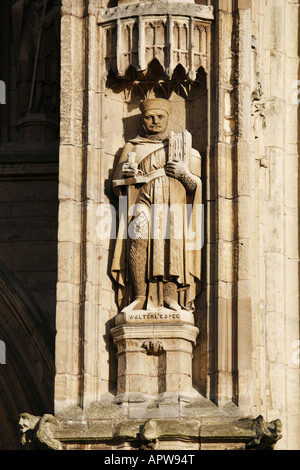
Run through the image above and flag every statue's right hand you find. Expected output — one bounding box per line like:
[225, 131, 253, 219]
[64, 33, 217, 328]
[122, 162, 138, 178]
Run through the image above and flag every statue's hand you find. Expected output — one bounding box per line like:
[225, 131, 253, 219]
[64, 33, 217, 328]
[166, 160, 189, 180]
[122, 162, 139, 178]
[166, 160, 199, 192]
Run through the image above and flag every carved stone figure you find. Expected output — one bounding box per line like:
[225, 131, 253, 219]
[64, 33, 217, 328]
[19, 413, 62, 450]
[11, 0, 61, 118]
[111, 98, 202, 313]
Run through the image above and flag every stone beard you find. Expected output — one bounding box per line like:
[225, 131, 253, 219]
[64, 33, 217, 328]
[111, 98, 202, 313]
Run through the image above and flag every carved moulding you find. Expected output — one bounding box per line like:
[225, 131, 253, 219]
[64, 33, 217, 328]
[98, 3, 213, 97]
[18, 413, 282, 450]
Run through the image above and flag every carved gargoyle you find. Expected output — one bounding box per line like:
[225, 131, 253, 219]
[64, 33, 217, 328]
[19, 413, 62, 450]
[246, 415, 283, 450]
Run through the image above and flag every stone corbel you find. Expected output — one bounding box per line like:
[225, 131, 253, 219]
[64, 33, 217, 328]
[19, 413, 63, 450]
[142, 340, 164, 356]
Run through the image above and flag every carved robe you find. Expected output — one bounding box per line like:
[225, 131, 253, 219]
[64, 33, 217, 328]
[111, 135, 202, 311]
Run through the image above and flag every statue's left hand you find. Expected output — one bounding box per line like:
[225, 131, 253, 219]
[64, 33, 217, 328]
[166, 160, 199, 192]
[165, 160, 190, 180]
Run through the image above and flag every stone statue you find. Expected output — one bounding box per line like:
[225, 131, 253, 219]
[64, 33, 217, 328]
[111, 98, 202, 313]
[11, 0, 61, 117]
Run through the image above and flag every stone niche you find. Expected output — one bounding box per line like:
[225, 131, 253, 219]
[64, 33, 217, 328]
[104, 99, 208, 402]
[99, 0, 211, 407]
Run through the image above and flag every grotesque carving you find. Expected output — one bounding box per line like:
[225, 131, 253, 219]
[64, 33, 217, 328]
[246, 415, 283, 450]
[111, 98, 202, 313]
[19, 413, 62, 450]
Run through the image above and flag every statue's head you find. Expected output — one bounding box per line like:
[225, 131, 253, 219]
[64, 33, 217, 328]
[139, 98, 172, 136]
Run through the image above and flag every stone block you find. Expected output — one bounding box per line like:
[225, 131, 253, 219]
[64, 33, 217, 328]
[61, 0, 86, 18]
[86, 149, 107, 203]
[284, 154, 299, 208]
[164, 373, 192, 394]
[57, 199, 83, 244]
[56, 281, 81, 304]
[165, 348, 193, 375]
[111, 321, 198, 397]
[102, 97, 126, 156]
[285, 2, 299, 58]
[55, 301, 81, 374]
[217, 197, 235, 242]
[266, 311, 285, 364]
[268, 362, 287, 414]
[57, 242, 82, 284]
[264, 100, 285, 150]
[285, 259, 299, 318]
[236, 141, 251, 197]
[263, 201, 284, 253]
[216, 143, 235, 199]
[58, 145, 85, 201]
[218, 240, 234, 282]
[284, 208, 299, 259]
[265, 252, 284, 314]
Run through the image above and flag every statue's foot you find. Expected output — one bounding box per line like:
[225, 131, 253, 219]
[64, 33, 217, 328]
[164, 297, 181, 311]
[122, 296, 146, 313]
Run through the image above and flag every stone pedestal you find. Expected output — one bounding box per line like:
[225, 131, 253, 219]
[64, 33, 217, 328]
[110, 310, 198, 399]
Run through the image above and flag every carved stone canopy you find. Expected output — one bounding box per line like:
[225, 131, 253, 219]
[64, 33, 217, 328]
[99, 2, 213, 83]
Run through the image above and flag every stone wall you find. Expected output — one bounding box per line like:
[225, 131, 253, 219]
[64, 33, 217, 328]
[54, 0, 299, 450]
[0, 0, 298, 451]
[249, 0, 300, 450]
